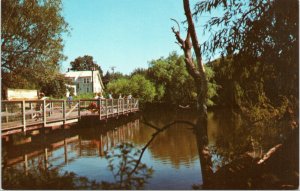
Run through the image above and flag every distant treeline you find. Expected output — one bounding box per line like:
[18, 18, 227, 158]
[104, 52, 217, 106]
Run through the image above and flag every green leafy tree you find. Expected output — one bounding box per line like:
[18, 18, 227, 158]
[195, 0, 298, 102]
[1, 0, 68, 91]
[130, 68, 148, 77]
[148, 53, 195, 104]
[107, 74, 156, 103]
[148, 52, 217, 106]
[40, 73, 71, 98]
[69, 55, 103, 76]
[106, 78, 131, 96]
[130, 74, 156, 102]
[196, 0, 298, 126]
[102, 71, 128, 87]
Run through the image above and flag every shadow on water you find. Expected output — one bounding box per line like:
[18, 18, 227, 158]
[2, 114, 153, 190]
[2, 142, 153, 190]
[198, 108, 299, 189]
[2, 107, 299, 189]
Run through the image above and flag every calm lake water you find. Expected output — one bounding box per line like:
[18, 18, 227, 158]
[2, 107, 297, 189]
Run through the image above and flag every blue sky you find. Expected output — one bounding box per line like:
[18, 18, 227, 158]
[61, 0, 214, 75]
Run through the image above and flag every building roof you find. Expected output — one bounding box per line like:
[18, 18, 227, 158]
[64, 70, 105, 89]
[64, 70, 97, 78]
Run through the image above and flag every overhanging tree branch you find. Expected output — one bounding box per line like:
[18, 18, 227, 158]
[129, 118, 196, 175]
[171, 0, 208, 110]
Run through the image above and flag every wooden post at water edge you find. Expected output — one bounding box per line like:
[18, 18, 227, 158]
[22, 101, 26, 132]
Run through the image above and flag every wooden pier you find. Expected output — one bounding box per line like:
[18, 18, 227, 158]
[1, 98, 139, 136]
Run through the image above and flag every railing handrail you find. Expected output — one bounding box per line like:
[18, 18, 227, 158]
[1, 98, 139, 132]
[79, 98, 137, 101]
[2, 98, 138, 102]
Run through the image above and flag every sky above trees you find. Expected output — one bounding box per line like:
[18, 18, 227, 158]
[61, 0, 219, 74]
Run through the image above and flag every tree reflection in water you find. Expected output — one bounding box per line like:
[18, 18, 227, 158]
[195, 109, 299, 189]
[2, 164, 100, 189]
[2, 142, 153, 190]
[2, 108, 298, 189]
[102, 142, 153, 189]
[207, 109, 297, 168]
[141, 109, 298, 189]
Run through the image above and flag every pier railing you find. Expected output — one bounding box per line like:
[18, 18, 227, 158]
[1, 98, 139, 133]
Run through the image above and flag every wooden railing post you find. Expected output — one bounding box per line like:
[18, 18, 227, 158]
[106, 99, 108, 118]
[98, 99, 101, 120]
[111, 99, 114, 115]
[122, 99, 125, 114]
[5, 103, 8, 123]
[130, 99, 132, 112]
[63, 100, 66, 124]
[78, 100, 81, 119]
[50, 102, 53, 115]
[22, 101, 26, 132]
[132, 99, 134, 110]
[135, 99, 137, 110]
[43, 100, 47, 127]
[133, 99, 135, 110]
[117, 99, 119, 115]
[29, 102, 33, 119]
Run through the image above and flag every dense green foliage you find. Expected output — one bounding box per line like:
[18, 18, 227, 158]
[2, 0, 68, 96]
[70, 55, 103, 76]
[40, 73, 70, 98]
[106, 52, 218, 106]
[102, 71, 128, 87]
[107, 74, 156, 102]
[148, 53, 197, 104]
[147, 52, 217, 106]
[195, 0, 298, 127]
[73, 92, 95, 100]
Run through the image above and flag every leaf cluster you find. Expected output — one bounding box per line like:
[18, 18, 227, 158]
[2, 0, 69, 93]
[70, 55, 103, 76]
[198, 0, 298, 124]
[107, 74, 156, 103]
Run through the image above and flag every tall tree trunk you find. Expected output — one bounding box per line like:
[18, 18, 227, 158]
[172, 0, 208, 112]
[172, 0, 211, 185]
[194, 116, 213, 188]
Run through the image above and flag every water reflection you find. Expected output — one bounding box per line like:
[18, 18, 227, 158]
[2, 113, 202, 190]
[2, 108, 298, 189]
[148, 124, 198, 168]
[2, 161, 100, 189]
[103, 143, 153, 189]
[2, 119, 141, 168]
[207, 109, 293, 166]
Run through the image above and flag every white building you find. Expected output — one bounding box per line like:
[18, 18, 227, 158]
[65, 70, 104, 96]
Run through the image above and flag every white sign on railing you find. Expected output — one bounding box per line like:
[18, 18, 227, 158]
[7, 89, 38, 100]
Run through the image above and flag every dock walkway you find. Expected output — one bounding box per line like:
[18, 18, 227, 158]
[1, 98, 139, 136]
